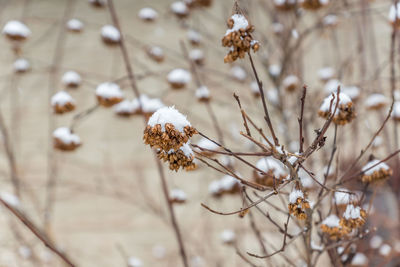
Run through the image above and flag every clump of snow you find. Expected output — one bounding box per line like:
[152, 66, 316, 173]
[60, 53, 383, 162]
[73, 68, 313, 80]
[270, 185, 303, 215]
[152, 245, 166, 259]
[318, 67, 335, 81]
[170, 1, 189, 15]
[2, 20, 31, 38]
[289, 189, 304, 204]
[148, 106, 190, 132]
[167, 69, 191, 84]
[169, 142, 194, 158]
[114, 100, 136, 114]
[138, 7, 158, 20]
[14, 58, 30, 72]
[51, 91, 75, 106]
[53, 127, 81, 145]
[392, 101, 400, 119]
[389, 3, 400, 23]
[208, 180, 221, 195]
[365, 93, 387, 109]
[62, 71, 82, 86]
[322, 214, 340, 227]
[170, 188, 187, 201]
[250, 81, 259, 94]
[343, 204, 362, 220]
[0, 192, 20, 207]
[225, 14, 249, 36]
[282, 75, 299, 88]
[379, 244, 391, 256]
[189, 49, 204, 61]
[220, 229, 236, 243]
[95, 82, 123, 99]
[351, 253, 368, 265]
[187, 29, 202, 43]
[269, 64, 281, 77]
[230, 66, 247, 81]
[196, 137, 219, 151]
[255, 157, 287, 178]
[219, 175, 240, 191]
[101, 25, 120, 42]
[128, 257, 143, 267]
[370, 235, 383, 249]
[324, 79, 341, 93]
[319, 92, 352, 114]
[323, 14, 338, 26]
[334, 189, 352, 205]
[66, 19, 83, 31]
[195, 86, 210, 99]
[362, 159, 390, 175]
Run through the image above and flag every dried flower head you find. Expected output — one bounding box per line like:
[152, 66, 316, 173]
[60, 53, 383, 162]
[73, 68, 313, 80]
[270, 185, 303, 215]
[95, 82, 124, 107]
[274, 0, 297, 11]
[318, 92, 355, 125]
[288, 189, 310, 220]
[320, 214, 345, 240]
[144, 106, 197, 152]
[53, 127, 81, 151]
[51, 91, 76, 114]
[158, 143, 196, 171]
[339, 204, 366, 232]
[361, 159, 392, 184]
[222, 14, 259, 63]
[299, 0, 329, 10]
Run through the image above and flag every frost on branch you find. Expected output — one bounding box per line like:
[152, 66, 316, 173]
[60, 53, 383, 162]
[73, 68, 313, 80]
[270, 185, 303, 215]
[318, 92, 355, 125]
[95, 82, 124, 107]
[51, 91, 76, 114]
[361, 159, 392, 184]
[222, 14, 259, 63]
[53, 127, 81, 151]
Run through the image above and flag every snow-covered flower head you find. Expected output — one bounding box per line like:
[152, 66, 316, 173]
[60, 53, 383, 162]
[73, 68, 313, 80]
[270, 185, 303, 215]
[299, 0, 329, 10]
[13, 58, 30, 73]
[340, 204, 366, 231]
[365, 94, 388, 110]
[146, 46, 164, 62]
[361, 159, 392, 184]
[288, 189, 310, 220]
[220, 229, 236, 244]
[53, 127, 81, 151]
[167, 68, 191, 89]
[171, 1, 189, 18]
[62, 71, 81, 88]
[138, 7, 158, 21]
[254, 157, 287, 187]
[195, 86, 210, 102]
[95, 82, 124, 107]
[318, 92, 355, 125]
[144, 106, 197, 152]
[51, 91, 76, 114]
[320, 214, 345, 240]
[169, 188, 187, 203]
[389, 3, 400, 27]
[66, 19, 84, 32]
[101, 25, 120, 45]
[2, 20, 31, 41]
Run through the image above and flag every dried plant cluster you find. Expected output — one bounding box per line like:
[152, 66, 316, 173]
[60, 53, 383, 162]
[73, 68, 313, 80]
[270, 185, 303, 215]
[1, 1, 400, 267]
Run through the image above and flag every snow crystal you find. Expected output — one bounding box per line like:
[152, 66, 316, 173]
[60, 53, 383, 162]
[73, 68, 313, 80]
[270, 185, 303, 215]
[225, 14, 249, 36]
[170, 188, 187, 201]
[138, 7, 158, 20]
[221, 229, 236, 243]
[147, 106, 190, 132]
[343, 204, 362, 220]
[289, 189, 304, 204]
[66, 19, 83, 31]
[362, 159, 390, 175]
[62, 71, 81, 86]
[2, 20, 31, 38]
[95, 82, 123, 99]
[51, 91, 75, 106]
[53, 127, 81, 145]
[167, 68, 191, 84]
[322, 214, 340, 227]
[101, 25, 120, 42]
